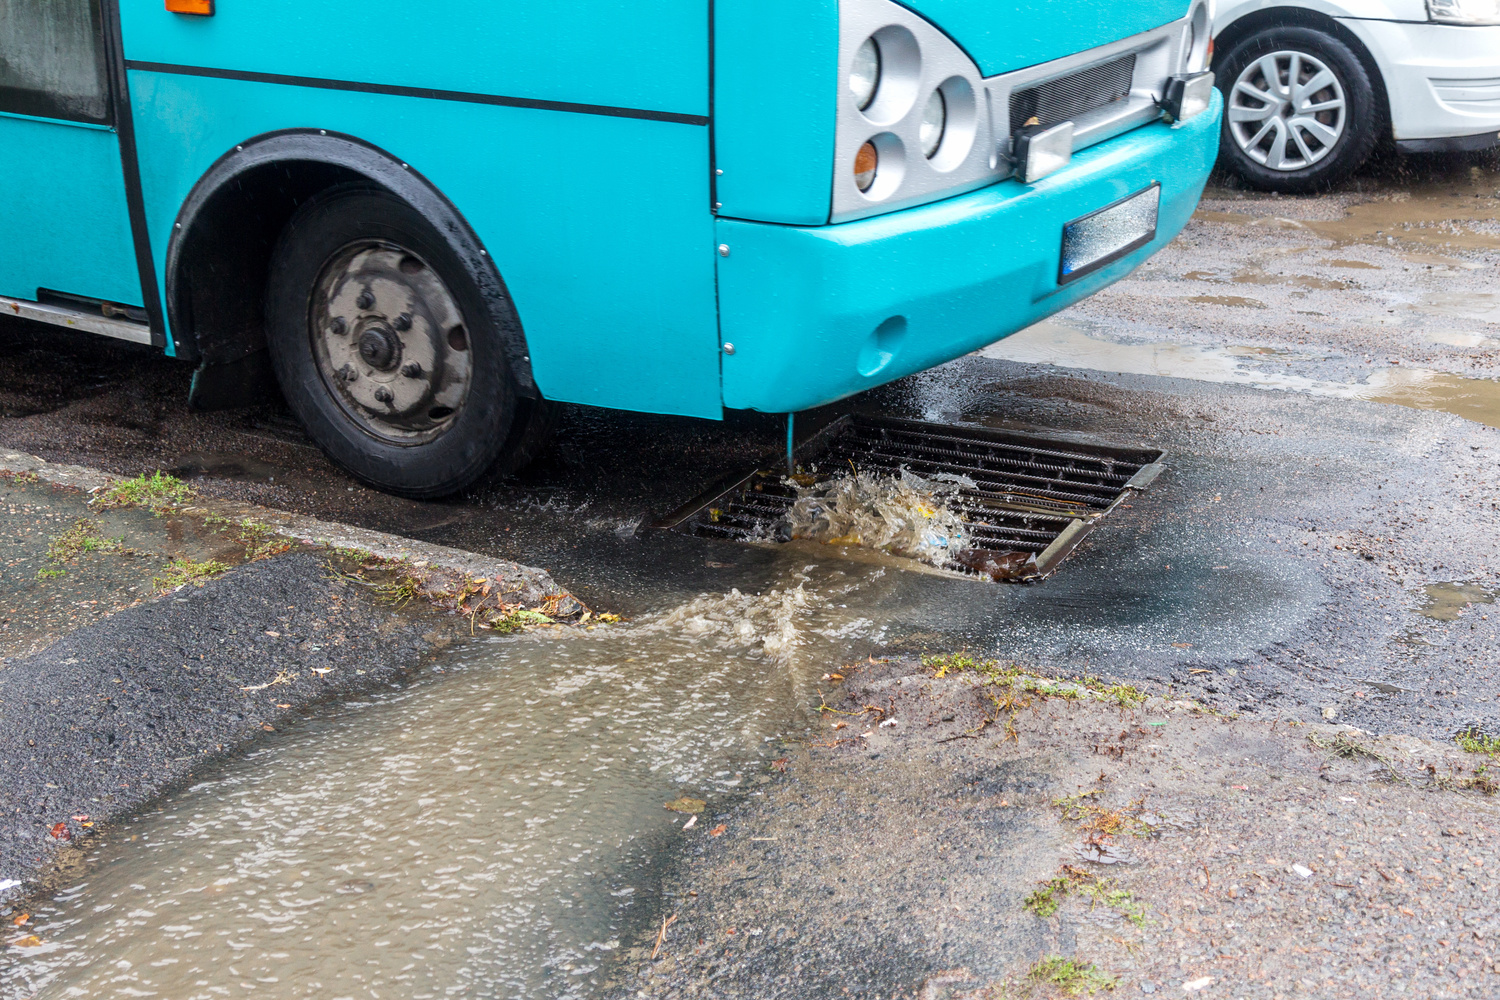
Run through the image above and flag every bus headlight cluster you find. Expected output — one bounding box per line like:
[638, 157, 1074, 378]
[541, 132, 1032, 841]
[833, 0, 989, 222]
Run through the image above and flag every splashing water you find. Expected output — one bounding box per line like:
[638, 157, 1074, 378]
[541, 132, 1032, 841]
[786, 469, 968, 568]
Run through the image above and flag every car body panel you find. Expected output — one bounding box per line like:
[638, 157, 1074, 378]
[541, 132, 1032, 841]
[715, 91, 1223, 413]
[1215, 1, 1500, 142]
[0, 112, 141, 307]
[713, 0, 839, 225]
[120, 0, 709, 118]
[126, 66, 723, 419]
[906, 0, 1189, 76]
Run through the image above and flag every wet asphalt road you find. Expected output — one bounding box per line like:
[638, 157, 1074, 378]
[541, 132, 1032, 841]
[1, 154, 1498, 746]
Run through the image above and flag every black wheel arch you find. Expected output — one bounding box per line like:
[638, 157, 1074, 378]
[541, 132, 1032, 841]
[166, 130, 536, 408]
[1213, 6, 1391, 139]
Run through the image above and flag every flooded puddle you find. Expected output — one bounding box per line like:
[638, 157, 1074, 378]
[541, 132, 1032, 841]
[981, 321, 1500, 431]
[3, 570, 888, 999]
[1415, 581, 1495, 622]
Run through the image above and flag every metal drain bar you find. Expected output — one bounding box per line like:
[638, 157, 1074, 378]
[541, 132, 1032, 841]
[662, 414, 1163, 581]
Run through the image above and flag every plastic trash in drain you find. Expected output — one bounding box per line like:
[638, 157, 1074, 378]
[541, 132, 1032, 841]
[656, 414, 1164, 582]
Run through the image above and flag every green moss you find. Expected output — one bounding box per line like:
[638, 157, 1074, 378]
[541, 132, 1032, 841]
[1027, 956, 1118, 995]
[491, 608, 554, 634]
[94, 471, 196, 514]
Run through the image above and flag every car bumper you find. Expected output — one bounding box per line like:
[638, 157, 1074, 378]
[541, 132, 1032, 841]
[1339, 19, 1500, 142]
[713, 90, 1222, 414]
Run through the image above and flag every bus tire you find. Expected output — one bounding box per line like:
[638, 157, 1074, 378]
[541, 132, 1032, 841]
[264, 185, 521, 498]
[1215, 26, 1379, 194]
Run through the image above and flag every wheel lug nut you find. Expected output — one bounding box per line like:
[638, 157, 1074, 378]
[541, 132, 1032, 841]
[373, 387, 394, 404]
[338, 363, 357, 383]
[330, 317, 347, 335]
[401, 361, 423, 378]
[356, 290, 375, 310]
[393, 313, 412, 332]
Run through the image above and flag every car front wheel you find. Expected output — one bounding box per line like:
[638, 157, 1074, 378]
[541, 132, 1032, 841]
[1215, 26, 1380, 193]
[265, 185, 528, 498]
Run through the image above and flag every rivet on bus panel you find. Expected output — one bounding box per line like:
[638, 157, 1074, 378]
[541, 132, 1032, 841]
[717, 245, 730, 257]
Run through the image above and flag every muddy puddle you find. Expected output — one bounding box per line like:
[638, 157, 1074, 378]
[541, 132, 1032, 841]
[2, 569, 892, 1000]
[981, 320, 1500, 430]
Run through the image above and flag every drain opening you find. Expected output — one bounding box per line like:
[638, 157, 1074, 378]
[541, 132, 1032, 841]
[658, 414, 1163, 582]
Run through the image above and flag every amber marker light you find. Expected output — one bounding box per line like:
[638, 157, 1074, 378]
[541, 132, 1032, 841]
[165, 0, 214, 14]
[854, 141, 878, 192]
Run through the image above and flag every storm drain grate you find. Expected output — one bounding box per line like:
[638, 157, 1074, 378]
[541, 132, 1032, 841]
[660, 414, 1163, 582]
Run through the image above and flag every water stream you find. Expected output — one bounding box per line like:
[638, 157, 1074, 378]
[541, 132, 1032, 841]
[2, 567, 889, 999]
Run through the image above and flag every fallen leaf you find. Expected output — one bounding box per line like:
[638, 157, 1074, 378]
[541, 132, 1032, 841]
[70, 814, 89, 822]
[770, 758, 789, 772]
[664, 797, 707, 814]
[682, 815, 697, 831]
[832, 721, 847, 730]
[1400, 906, 1415, 917]
[11, 914, 27, 926]
[1173, 643, 1192, 649]
[709, 824, 727, 837]
[11, 935, 41, 948]
[261, 723, 275, 731]
[828, 673, 844, 681]
[48, 822, 70, 841]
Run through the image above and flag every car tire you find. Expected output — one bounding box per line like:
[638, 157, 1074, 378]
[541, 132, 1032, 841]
[1214, 26, 1380, 193]
[265, 184, 521, 499]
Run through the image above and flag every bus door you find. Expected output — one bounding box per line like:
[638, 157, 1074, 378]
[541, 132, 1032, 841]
[0, 0, 144, 314]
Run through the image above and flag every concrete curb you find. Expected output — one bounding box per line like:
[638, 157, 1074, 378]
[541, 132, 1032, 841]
[0, 448, 577, 612]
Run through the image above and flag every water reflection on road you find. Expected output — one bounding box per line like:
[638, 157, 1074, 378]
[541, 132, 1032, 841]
[6, 567, 886, 1000]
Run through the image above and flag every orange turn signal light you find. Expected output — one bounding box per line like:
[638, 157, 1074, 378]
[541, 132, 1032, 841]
[165, 0, 214, 14]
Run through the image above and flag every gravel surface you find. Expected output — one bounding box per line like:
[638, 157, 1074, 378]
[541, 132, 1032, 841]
[620, 657, 1500, 999]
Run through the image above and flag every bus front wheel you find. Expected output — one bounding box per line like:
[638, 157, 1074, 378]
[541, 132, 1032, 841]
[265, 185, 527, 499]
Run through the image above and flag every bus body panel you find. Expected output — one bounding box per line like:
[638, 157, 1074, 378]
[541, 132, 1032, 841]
[903, 0, 1189, 76]
[712, 0, 838, 225]
[124, 70, 723, 419]
[715, 90, 1222, 414]
[0, 113, 141, 308]
[120, 0, 708, 118]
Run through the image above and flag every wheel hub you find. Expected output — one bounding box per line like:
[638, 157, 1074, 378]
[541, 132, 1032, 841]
[356, 324, 403, 372]
[308, 243, 473, 444]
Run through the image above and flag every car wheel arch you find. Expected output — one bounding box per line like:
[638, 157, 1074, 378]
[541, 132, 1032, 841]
[165, 129, 536, 409]
[1213, 6, 1391, 137]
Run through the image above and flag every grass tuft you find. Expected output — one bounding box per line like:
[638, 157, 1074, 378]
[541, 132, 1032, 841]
[94, 471, 196, 514]
[1457, 729, 1500, 758]
[37, 519, 128, 579]
[1027, 955, 1118, 995]
[154, 557, 229, 592]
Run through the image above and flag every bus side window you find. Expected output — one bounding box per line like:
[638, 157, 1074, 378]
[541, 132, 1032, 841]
[0, 0, 111, 124]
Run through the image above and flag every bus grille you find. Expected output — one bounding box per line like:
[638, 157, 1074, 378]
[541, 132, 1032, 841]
[1009, 54, 1137, 130]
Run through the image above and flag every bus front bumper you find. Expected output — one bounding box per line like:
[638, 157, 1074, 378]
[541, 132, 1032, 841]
[714, 89, 1222, 414]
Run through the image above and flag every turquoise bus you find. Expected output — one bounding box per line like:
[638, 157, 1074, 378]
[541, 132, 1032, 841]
[0, 0, 1220, 497]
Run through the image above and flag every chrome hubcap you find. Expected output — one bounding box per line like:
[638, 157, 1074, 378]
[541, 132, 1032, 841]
[1229, 50, 1346, 172]
[309, 243, 472, 445]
